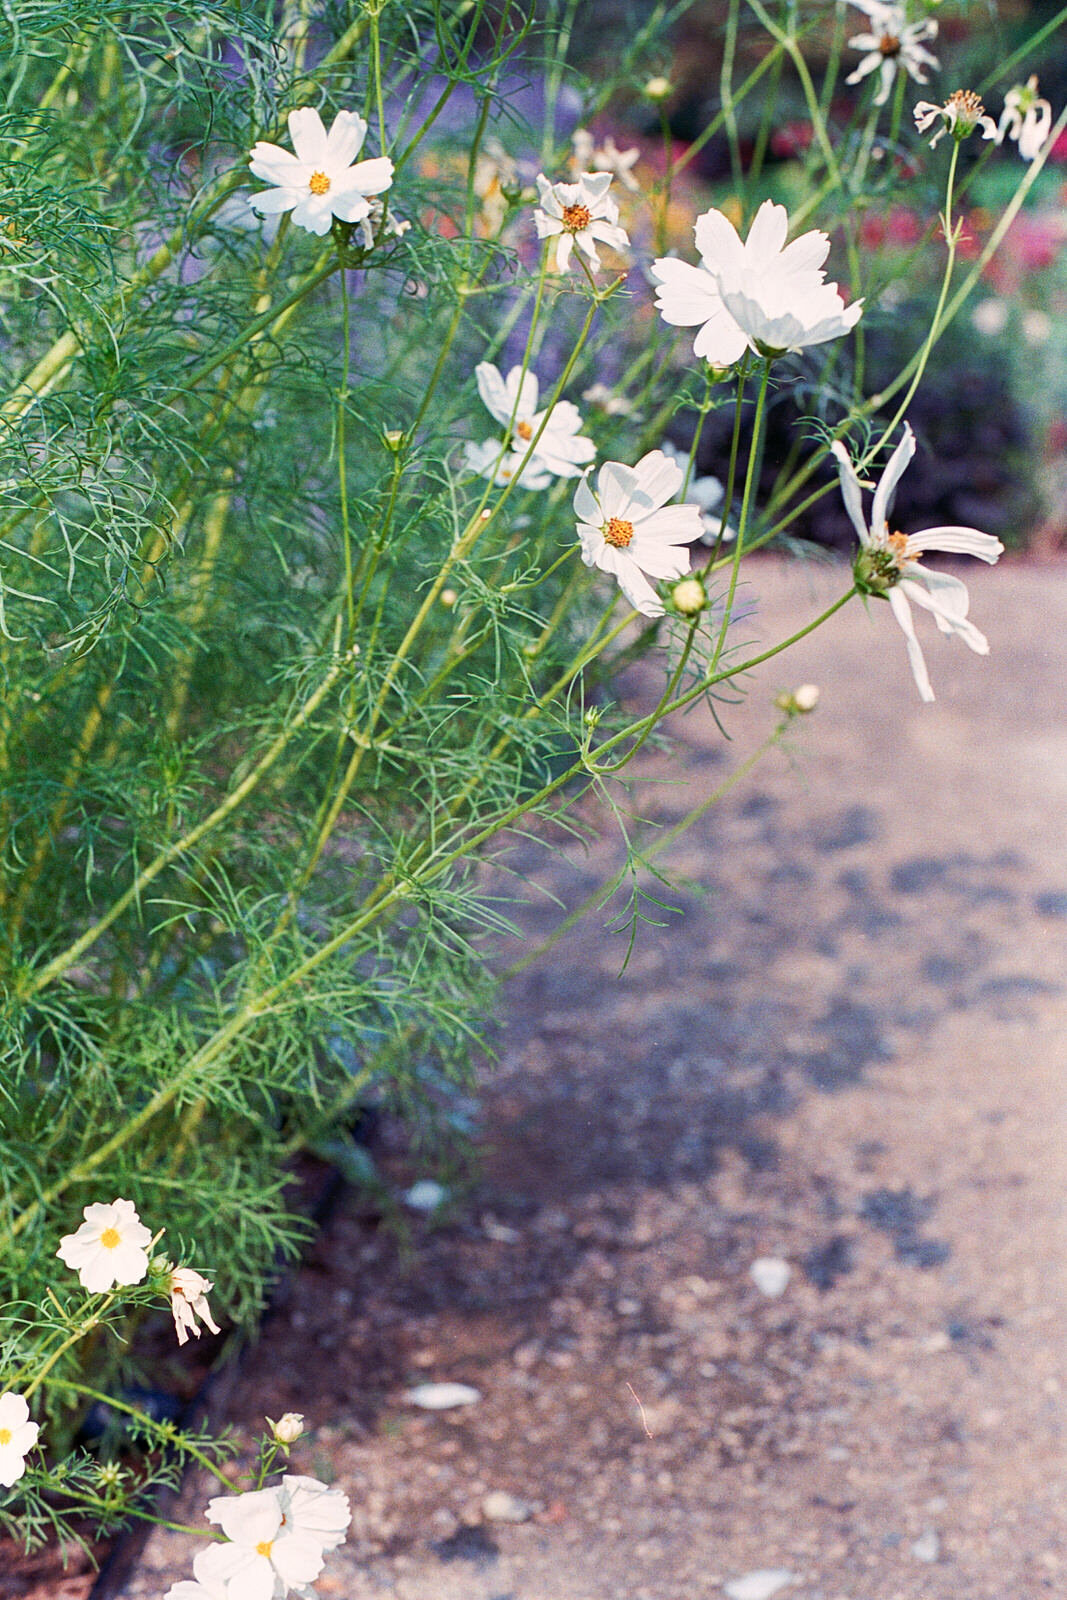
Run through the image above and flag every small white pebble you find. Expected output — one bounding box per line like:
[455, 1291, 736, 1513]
[403, 1383, 481, 1411]
[724, 1570, 794, 1600]
[749, 1257, 791, 1298]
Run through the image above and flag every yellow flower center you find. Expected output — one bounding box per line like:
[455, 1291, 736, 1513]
[256, 1541, 274, 1558]
[516, 421, 533, 440]
[947, 89, 985, 125]
[308, 171, 331, 196]
[604, 517, 634, 549]
[878, 33, 901, 56]
[100, 1228, 121, 1250]
[0, 1428, 11, 1446]
[562, 203, 591, 233]
[887, 530, 912, 567]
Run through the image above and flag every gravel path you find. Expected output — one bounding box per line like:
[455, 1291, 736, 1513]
[124, 559, 1067, 1600]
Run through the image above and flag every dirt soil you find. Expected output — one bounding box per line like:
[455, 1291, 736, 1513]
[121, 559, 1067, 1600]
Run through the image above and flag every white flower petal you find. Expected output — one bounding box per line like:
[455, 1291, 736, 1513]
[905, 526, 1003, 563]
[887, 585, 935, 702]
[332, 156, 394, 198]
[248, 141, 303, 185]
[831, 442, 871, 547]
[287, 107, 329, 167]
[573, 477, 599, 524]
[249, 187, 301, 217]
[597, 461, 639, 520]
[871, 424, 916, 534]
[600, 546, 664, 616]
[324, 109, 367, 168]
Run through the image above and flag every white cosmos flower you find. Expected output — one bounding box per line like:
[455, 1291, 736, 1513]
[169, 1267, 222, 1347]
[533, 172, 629, 274]
[832, 425, 1003, 702]
[0, 1392, 40, 1488]
[199, 1485, 328, 1600]
[249, 108, 393, 237]
[56, 1198, 153, 1293]
[914, 89, 997, 149]
[997, 75, 1053, 161]
[463, 362, 595, 490]
[846, 2, 939, 107]
[652, 201, 862, 364]
[573, 450, 705, 618]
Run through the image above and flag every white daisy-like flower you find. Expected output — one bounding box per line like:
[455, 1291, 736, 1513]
[573, 450, 705, 618]
[463, 361, 595, 490]
[996, 75, 1053, 161]
[652, 201, 862, 364]
[832, 424, 1003, 702]
[169, 1267, 222, 1347]
[846, 2, 939, 107]
[913, 89, 998, 149]
[660, 443, 734, 543]
[533, 172, 629, 274]
[249, 108, 393, 237]
[198, 1481, 337, 1600]
[56, 1199, 153, 1293]
[570, 128, 641, 192]
[0, 1392, 40, 1488]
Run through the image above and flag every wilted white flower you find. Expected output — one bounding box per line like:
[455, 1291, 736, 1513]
[997, 75, 1053, 161]
[353, 196, 411, 251]
[652, 201, 862, 364]
[533, 171, 629, 273]
[473, 137, 519, 233]
[169, 1267, 221, 1347]
[573, 451, 705, 618]
[846, 2, 939, 107]
[268, 1411, 305, 1446]
[660, 443, 734, 543]
[197, 1476, 349, 1599]
[832, 425, 1003, 702]
[249, 108, 393, 236]
[571, 128, 641, 191]
[0, 1392, 40, 1488]
[57, 1199, 153, 1293]
[463, 361, 595, 490]
[913, 89, 997, 149]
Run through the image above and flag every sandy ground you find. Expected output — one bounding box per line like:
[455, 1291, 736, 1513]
[122, 558, 1067, 1600]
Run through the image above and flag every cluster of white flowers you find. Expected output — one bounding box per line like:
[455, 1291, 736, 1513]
[165, 1475, 351, 1600]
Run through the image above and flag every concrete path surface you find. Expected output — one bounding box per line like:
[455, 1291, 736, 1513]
[125, 559, 1067, 1600]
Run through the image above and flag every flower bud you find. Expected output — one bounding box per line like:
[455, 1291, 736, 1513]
[267, 1412, 305, 1447]
[440, 588, 458, 608]
[383, 429, 405, 452]
[643, 76, 673, 102]
[792, 683, 820, 712]
[671, 575, 707, 616]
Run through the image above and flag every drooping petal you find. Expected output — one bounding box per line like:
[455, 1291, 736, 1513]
[903, 575, 990, 653]
[325, 109, 368, 168]
[475, 363, 512, 427]
[287, 107, 329, 167]
[830, 441, 872, 546]
[554, 232, 574, 272]
[871, 424, 917, 535]
[886, 585, 935, 701]
[905, 525, 1003, 563]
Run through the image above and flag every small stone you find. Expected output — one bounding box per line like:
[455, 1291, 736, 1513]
[403, 1383, 481, 1410]
[615, 1297, 642, 1316]
[482, 1490, 532, 1523]
[403, 1179, 448, 1212]
[723, 1571, 794, 1600]
[482, 1214, 521, 1243]
[911, 1528, 940, 1563]
[749, 1257, 792, 1298]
